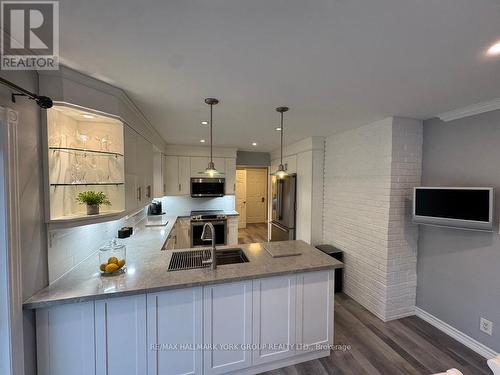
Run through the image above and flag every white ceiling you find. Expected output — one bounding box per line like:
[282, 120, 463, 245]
[59, 0, 500, 151]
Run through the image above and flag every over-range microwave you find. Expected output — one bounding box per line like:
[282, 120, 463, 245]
[191, 178, 225, 197]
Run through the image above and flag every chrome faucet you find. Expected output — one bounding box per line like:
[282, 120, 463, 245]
[201, 222, 217, 270]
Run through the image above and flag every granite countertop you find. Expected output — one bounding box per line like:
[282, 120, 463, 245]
[24, 219, 341, 310]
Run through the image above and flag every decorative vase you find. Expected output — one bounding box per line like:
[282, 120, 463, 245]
[87, 204, 99, 215]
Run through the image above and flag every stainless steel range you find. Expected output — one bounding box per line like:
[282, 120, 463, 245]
[190, 210, 227, 247]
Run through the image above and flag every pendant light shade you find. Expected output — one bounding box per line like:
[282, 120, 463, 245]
[273, 106, 289, 179]
[203, 97, 224, 177]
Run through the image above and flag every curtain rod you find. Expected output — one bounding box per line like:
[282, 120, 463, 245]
[0, 76, 53, 109]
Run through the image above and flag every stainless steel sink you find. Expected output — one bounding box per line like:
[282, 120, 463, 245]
[168, 248, 249, 271]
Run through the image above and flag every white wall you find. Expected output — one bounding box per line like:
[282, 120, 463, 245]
[323, 117, 422, 321]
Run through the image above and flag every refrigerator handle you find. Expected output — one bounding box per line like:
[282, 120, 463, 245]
[277, 180, 283, 220]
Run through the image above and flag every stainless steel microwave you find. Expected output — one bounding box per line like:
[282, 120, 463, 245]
[191, 178, 225, 197]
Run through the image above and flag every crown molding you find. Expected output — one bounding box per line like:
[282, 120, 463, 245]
[437, 98, 500, 122]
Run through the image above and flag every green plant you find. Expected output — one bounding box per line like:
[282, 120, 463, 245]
[76, 191, 111, 206]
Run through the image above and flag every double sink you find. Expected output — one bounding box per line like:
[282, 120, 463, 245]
[168, 248, 249, 271]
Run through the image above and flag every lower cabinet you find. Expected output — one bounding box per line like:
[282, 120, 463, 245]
[36, 271, 333, 375]
[252, 275, 297, 365]
[95, 295, 147, 375]
[203, 280, 253, 375]
[147, 288, 203, 375]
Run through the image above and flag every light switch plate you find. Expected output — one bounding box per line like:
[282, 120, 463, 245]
[480, 317, 493, 335]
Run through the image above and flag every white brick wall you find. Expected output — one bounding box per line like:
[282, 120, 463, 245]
[323, 117, 422, 321]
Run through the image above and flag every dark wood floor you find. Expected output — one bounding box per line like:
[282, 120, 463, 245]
[238, 223, 268, 244]
[260, 293, 490, 375]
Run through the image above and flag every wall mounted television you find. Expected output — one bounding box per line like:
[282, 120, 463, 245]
[413, 187, 494, 231]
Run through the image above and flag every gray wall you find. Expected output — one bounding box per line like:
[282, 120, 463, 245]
[418, 110, 500, 352]
[236, 151, 270, 166]
[0, 71, 47, 375]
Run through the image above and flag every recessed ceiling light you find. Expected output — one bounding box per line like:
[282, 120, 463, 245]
[252, 142, 257, 146]
[201, 121, 209, 125]
[487, 41, 500, 56]
[200, 139, 206, 143]
[82, 114, 94, 119]
[275, 127, 282, 131]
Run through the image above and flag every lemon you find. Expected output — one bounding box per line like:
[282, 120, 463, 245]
[107, 257, 119, 265]
[105, 263, 119, 273]
[117, 259, 126, 268]
[99, 263, 107, 272]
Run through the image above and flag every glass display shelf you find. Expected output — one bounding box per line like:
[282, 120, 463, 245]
[49, 146, 123, 157]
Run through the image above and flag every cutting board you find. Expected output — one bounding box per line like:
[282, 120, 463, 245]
[145, 215, 169, 227]
[263, 241, 304, 258]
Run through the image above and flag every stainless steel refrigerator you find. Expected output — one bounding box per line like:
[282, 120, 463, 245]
[270, 174, 297, 241]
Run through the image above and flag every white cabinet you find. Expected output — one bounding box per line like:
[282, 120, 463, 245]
[95, 295, 147, 375]
[136, 135, 154, 204]
[191, 157, 209, 177]
[227, 216, 238, 246]
[252, 275, 297, 364]
[203, 281, 253, 374]
[296, 270, 334, 351]
[225, 158, 236, 194]
[147, 288, 203, 375]
[162, 155, 168, 196]
[283, 155, 297, 174]
[153, 149, 164, 198]
[212, 157, 226, 174]
[36, 302, 96, 375]
[124, 126, 139, 212]
[165, 156, 191, 195]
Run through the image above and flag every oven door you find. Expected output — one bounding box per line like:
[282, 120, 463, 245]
[191, 178, 225, 197]
[191, 220, 227, 247]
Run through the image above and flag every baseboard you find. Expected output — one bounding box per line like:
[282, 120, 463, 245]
[415, 307, 498, 359]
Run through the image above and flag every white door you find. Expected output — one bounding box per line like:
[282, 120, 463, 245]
[235, 169, 246, 229]
[296, 270, 334, 351]
[190, 157, 209, 177]
[203, 281, 253, 374]
[246, 168, 268, 224]
[95, 295, 147, 375]
[252, 275, 297, 364]
[225, 158, 236, 194]
[147, 288, 203, 375]
[178, 156, 191, 195]
[36, 302, 96, 375]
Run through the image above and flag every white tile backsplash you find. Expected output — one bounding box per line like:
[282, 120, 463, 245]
[160, 195, 235, 214]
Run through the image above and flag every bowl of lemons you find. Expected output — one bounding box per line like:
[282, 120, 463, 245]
[99, 239, 126, 275]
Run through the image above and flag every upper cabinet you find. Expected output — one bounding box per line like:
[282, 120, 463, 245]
[225, 158, 236, 194]
[44, 104, 126, 225]
[164, 156, 191, 196]
[190, 157, 209, 177]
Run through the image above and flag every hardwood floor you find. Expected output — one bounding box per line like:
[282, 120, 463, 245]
[238, 223, 268, 244]
[260, 293, 491, 375]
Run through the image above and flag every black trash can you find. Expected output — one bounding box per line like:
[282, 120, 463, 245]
[315, 244, 343, 293]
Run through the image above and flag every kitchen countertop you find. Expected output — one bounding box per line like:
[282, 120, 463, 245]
[23, 218, 342, 310]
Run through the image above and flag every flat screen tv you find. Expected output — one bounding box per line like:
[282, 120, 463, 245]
[413, 187, 494, 231]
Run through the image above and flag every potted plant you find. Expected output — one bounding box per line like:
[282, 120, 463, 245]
[76, 191, 111, 215]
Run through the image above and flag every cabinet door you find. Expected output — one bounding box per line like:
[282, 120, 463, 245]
[147, 288, 203, 375]
[212, 157, 225, 175]
[95, 295, 147, 375]
[162, 154, 168, 196]
[175, 218, 191, 249]
[178, 156, 191, 195]
[252, 275, 297, 364]
[190, 156, 209, 177]
[36, 302, 95, 375]
[165, 156, 179, 195]
[227, 217, 238, 246]
[124, 126, 138, 211]
[296, 270, 334, 351]
[203, 281, 253, 374]
[225, 158, 236, 194]
[152, 149, 163, 198]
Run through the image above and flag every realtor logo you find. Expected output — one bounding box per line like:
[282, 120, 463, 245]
[1, 1, 59, 70]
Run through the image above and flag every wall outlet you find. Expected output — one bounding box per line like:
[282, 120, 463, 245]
[480, 317, 493, 336]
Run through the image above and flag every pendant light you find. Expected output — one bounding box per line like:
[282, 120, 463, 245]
[203, 98, 224, 177]
[273, 106, 289, 179]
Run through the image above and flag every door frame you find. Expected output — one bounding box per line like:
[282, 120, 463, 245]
[244, 167, 269, 224]
[235, 166, 270, 228]
[0, 107, 24, 375]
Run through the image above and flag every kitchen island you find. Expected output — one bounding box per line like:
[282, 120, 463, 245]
[25, 219, 343, 375]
